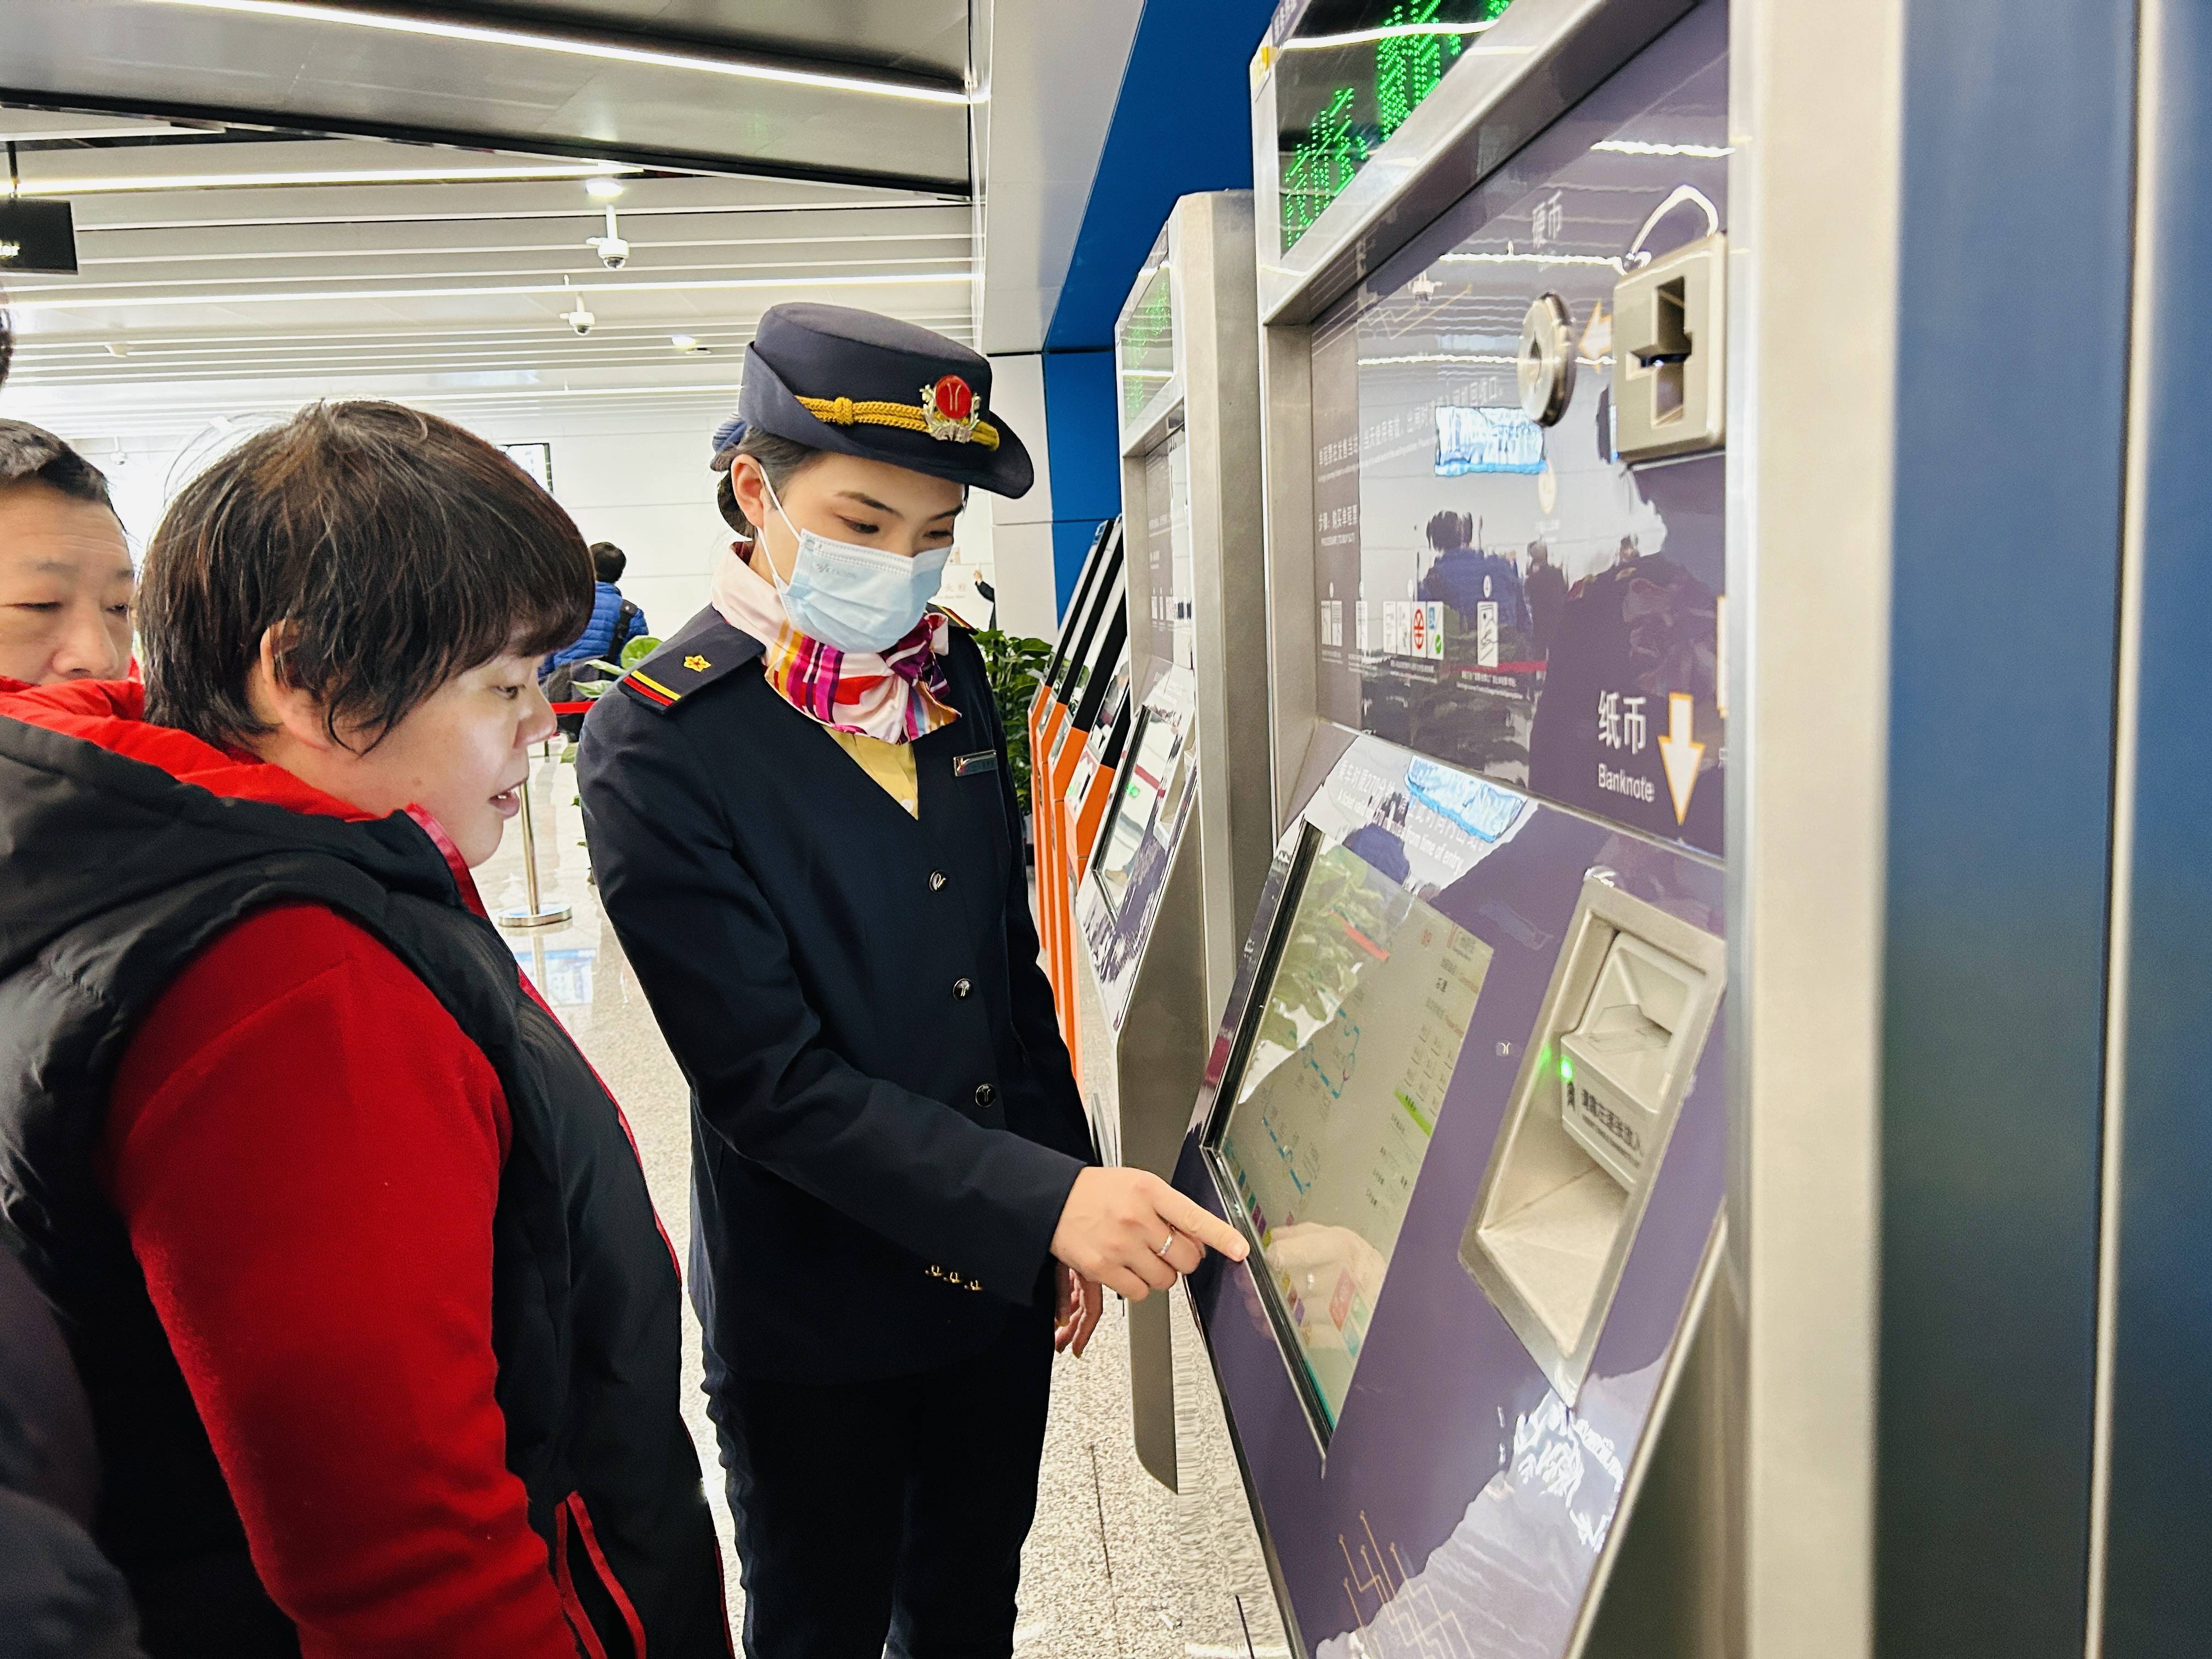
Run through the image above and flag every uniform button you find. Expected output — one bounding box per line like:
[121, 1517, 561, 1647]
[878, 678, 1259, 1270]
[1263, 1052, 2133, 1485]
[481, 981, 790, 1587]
[953, 977, 973, 1000]
[929, 871, 949, 891]
[974, 1084, 996, 1108]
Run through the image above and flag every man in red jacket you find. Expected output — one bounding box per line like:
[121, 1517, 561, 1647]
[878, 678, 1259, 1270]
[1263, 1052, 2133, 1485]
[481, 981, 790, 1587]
[0, 418, 135, 686]
[0, 401, 727, 1657]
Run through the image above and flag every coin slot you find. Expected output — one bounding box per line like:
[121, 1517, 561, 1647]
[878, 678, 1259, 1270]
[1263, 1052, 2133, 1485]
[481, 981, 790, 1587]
[1646, 277, 1691, 422]
[1611, 232, 1725, 462]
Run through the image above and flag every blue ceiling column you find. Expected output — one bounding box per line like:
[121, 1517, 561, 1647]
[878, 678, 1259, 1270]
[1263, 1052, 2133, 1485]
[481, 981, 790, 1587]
[1036, 0, 1279, 614]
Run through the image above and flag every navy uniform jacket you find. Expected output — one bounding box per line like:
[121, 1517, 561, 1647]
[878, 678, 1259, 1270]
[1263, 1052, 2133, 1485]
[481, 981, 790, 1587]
[578, 607, 1095, 1383]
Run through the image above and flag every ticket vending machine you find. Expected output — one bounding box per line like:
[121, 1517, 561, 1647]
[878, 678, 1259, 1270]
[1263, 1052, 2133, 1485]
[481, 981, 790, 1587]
[1175, 2, 1731, 1654]
[1069, 191, 1271, 1488]
[1030, 524, 1127, 1080]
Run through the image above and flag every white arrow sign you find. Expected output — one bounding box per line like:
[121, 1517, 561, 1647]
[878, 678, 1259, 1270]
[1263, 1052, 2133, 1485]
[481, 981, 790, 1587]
[1656, 691, 1704, 825]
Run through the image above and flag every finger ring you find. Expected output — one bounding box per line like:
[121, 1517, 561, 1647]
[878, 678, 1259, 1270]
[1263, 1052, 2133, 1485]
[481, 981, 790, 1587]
[1155, 1234, 1176, 1258]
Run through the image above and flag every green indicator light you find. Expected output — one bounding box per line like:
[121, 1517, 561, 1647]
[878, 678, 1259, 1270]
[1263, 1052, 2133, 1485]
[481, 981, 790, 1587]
[1560, 1056, 1575, 1084]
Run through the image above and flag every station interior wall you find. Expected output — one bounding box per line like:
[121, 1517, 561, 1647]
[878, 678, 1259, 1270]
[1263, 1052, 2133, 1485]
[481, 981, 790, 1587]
[70, 399, 1006, 651]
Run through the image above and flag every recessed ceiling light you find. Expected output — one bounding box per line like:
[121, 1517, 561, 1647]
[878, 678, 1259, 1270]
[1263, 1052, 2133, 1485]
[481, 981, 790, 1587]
[670, 334, 698, 349]
[585, 178, 627, 201]
[144, 0, 972, 105]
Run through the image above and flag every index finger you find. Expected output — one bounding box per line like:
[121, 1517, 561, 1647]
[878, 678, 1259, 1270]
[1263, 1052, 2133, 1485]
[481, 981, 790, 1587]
[1156, 1186, 1249, 1261]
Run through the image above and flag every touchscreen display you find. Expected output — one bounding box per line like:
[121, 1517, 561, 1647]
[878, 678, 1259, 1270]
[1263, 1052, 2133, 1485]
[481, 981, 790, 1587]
[1214, 840, 1492, 1430]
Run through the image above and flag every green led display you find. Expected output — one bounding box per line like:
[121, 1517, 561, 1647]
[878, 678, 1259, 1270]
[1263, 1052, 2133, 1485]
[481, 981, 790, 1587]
[1117, 264, 1176, 422]
[1275, 0, 1514, 252]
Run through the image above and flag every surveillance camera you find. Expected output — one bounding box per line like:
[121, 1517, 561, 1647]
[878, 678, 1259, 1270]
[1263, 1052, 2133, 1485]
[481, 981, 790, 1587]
[589, 235, 630, 270]
[565, 303, 596, 337]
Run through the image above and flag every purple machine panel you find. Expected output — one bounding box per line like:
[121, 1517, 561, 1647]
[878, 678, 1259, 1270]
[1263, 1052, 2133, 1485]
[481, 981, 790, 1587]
[1177, 8, 1729, 1656]
[1178, 741, 1723, 1658]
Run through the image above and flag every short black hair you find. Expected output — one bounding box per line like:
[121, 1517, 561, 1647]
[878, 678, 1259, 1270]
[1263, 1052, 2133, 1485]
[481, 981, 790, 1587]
[140, 400, 593, 751]
[0, 420, 117, 513]
[1425, 510, 1474, 552]
[589, 540, 627, 583]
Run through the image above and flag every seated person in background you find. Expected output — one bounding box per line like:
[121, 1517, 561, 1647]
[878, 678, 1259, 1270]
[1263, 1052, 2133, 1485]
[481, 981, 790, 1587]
[0, 420, 134, 685]
[0, 401, 725, 1658]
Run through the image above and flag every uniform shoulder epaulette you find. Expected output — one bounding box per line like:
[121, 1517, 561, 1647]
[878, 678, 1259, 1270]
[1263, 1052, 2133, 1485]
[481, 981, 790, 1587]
[618, 610, 764, 714]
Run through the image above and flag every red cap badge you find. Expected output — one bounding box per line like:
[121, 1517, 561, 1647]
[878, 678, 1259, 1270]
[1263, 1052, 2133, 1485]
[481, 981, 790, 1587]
[920, 374, 983, 443]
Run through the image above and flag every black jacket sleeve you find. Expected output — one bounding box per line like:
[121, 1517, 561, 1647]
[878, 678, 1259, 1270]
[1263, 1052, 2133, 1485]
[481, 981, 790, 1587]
[580, 708, 1084, 1301]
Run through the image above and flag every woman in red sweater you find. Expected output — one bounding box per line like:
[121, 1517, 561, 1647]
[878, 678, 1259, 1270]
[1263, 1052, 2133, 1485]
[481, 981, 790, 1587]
[0, 402, 726, 1657]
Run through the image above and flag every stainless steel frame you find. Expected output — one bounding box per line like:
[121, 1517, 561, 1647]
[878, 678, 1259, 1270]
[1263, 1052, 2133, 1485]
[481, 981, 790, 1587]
[1079, 190, 1273, 1488]
[1116, 191, 1275, 1018]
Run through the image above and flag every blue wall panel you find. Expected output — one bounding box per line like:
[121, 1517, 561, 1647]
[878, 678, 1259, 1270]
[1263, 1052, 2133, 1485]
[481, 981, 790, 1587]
[1879, 0, 2135, 1651]
[1035, 0, 1276, 608]
[1040, 347, 1120, 618]
[2100, 2, 2212, 1649]
[1045, 0, 1276, 351]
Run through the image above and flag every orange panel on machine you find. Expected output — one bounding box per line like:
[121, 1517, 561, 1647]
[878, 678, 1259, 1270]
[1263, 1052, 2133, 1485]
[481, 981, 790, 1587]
[1034, 699, 1088, 1086]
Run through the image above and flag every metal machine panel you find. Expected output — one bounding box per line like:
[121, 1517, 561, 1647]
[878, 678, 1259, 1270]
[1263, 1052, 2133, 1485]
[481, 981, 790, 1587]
[1073, 191, 1273, 1491]
[2095, 4, 2212, 1650]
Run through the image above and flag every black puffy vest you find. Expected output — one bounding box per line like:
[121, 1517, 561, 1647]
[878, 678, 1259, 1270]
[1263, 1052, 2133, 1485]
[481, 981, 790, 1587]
[0, 712, 727, 1657]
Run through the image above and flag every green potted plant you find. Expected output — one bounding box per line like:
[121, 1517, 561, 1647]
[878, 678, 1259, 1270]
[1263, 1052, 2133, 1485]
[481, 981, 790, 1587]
[972, 627, 1054, 822]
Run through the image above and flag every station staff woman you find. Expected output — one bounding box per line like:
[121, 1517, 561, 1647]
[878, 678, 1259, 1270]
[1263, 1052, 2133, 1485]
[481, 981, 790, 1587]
[580, 304, 1245, 1659]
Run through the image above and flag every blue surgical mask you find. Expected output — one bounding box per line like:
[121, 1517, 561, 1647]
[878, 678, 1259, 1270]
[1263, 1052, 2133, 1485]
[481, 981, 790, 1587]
[760, 476, 951, 656]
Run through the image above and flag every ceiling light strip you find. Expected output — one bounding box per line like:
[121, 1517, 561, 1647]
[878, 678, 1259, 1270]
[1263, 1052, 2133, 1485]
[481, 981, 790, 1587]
[8, 269, 975, 312]
[84, 200, 956, 235]
[35, 255, 972, 293]
[81, 232, 970, 267]
[1281, 21, 1501, 50]
[14, 161, 639, 198]
[1590, 139, 1735, 159]
[142, 0, 971, 105]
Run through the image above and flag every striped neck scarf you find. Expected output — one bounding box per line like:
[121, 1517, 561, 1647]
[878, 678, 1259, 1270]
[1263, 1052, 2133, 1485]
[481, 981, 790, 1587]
[709, 545, 960, 744]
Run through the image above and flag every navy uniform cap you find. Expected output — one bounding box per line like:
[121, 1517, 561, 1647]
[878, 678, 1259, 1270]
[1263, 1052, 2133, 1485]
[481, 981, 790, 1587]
[720, 303, 1033, 498]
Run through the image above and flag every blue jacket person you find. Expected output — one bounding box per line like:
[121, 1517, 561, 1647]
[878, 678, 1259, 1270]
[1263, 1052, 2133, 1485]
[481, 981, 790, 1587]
[578, 304, 1246, 1659]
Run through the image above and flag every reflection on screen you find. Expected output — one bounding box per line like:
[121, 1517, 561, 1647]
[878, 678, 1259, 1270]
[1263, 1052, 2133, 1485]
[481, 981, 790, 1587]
[1216, 842, 1492, 1428]
[1434, 405, 1545, 476]
[1094, 706, 1189, 915]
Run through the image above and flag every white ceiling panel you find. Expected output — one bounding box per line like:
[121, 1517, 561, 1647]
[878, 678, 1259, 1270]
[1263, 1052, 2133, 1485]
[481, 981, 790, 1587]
[0, 127, 972, 433]
[0, 0, 973, 191]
